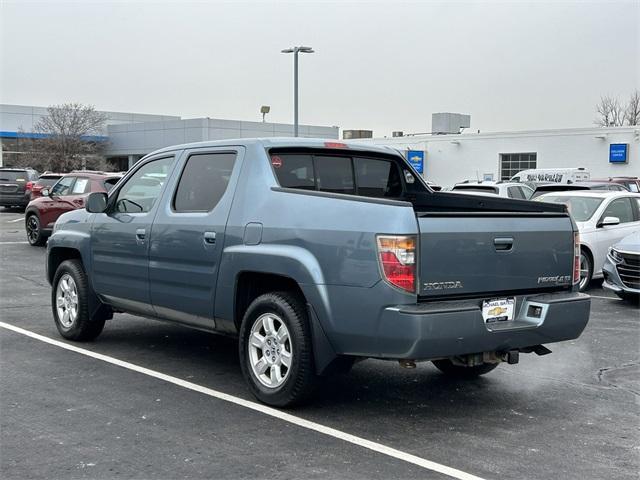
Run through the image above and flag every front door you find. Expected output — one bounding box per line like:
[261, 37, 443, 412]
[90, 155, 175, 315]
[149, 148, 243, 329]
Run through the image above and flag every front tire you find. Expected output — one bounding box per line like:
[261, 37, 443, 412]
[26, 214, 46, 246]
[52, 260, 105, 341]
[239, 292, 317, 407]
[432, 359, 499, 378]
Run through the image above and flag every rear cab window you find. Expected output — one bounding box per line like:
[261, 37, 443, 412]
[270, 151, 405, 199]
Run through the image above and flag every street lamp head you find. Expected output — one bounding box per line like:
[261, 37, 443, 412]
[281, 46, 314, 54]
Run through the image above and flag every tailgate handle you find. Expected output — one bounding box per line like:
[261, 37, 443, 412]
[494, 237, 513, 251]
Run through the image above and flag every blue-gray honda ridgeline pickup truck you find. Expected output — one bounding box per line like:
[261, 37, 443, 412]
[46, 138, 591, 406]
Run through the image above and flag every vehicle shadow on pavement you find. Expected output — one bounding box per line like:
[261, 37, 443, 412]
[94, 317, 553, 416]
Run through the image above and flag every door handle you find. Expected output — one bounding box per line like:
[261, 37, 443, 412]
[494, 237, 513, 251]
[136, 228, 146, 243]
[203, 231, 216, 245]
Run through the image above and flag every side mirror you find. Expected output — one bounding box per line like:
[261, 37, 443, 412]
[598, 216, 620, 228]
[86, 192, 108, 213]
[41, 188, 50, 197]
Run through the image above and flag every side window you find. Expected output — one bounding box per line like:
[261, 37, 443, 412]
[508, 186, 525, 199]
[602, 198, 634, 224]
[115, 157, 174, 213]
[272, 154, 315, 190]
[627, 182, 639, 193]
[314, 155, 354, 194]
[51, 176, 75, 196]
[355, 157, 402, 198]
[174, 152, 237, 212]
[71, 177, 90, 194]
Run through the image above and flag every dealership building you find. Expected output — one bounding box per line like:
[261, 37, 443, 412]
[355, 116, 638, 187]
[1, 104, 637, 186]
[0, 104, 339, 170]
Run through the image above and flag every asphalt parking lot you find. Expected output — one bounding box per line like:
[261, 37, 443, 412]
[0, 208, 638, 480]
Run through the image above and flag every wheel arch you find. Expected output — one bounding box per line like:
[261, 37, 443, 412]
[232, 270, 339, 376]
[47, 247, 112, 322]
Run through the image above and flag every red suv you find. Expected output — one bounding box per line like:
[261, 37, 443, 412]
[25, 171, 122, 246]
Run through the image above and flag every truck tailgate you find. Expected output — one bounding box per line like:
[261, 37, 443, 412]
[418, 213, 574, 298]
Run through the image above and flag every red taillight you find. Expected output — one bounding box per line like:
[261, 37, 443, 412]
[376, 235, 416, 293]
[25, 181, 33, 191]
[573, 232, 580, 285]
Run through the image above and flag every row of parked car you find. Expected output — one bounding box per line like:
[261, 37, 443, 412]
[2, 164, 638, 301]
[445, 177, 639, 299]
[0, 167, 122, 245]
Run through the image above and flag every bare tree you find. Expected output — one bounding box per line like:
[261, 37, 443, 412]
[594, 95, 625, 127]
[17, 103, 109, 172]
[624, 90, 640, 126]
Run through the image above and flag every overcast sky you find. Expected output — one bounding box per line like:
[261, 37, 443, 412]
[1, 0, 638, 136]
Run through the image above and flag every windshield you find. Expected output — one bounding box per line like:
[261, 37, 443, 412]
[452, 186, 498, 194]
[37, 176, 61, 187]
[537, 195, 603, 222]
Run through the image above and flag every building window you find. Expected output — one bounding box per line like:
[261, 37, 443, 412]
[500, 153, 537, 181]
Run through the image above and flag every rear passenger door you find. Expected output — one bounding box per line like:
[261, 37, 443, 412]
[149, 147, 243, 329]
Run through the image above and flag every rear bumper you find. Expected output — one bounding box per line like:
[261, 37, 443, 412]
[0, 193, 29, 207]
[377, 291, 591, 360]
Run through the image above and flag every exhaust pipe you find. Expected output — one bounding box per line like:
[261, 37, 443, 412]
[398, 359, 417, 369]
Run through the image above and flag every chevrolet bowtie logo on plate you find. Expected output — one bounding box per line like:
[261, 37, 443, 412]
[488, 306, 507, 316]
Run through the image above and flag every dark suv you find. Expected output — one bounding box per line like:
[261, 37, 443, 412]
[0, 167, 40, 208]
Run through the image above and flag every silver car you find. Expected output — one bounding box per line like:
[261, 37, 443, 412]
[603, 232, 640, 302]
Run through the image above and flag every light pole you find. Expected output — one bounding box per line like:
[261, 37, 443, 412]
[281, 46, 314, 137]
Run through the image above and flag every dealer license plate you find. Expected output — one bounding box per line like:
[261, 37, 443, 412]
[482, 297, 515, 323]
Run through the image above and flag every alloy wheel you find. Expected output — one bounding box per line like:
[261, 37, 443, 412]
[248, 313, 292, 388]
[56, 274, 79, 329]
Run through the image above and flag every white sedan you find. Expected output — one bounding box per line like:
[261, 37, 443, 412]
[536, 191, 640, 291]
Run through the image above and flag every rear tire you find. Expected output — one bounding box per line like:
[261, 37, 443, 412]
[432, 359, 499, 378]
[578, 249, 593, 292]
[52, 260, 105, 341]
[26, 214, 46, 246]
[239, 291, 317, 407]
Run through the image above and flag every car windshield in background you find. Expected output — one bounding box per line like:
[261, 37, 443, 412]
[537, 195, 603, 222]
[37, 176, 62, 187]
[0, 171, 28, 182]
[452, 186, 498, 194]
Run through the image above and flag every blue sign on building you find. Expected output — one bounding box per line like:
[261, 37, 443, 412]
[407, 150, 425, 174]
[609, 144, 628, 163]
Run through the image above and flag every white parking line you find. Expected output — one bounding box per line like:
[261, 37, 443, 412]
[0, 241, 28, 245]
[6, 217, 25, 223]
[589, 295, 622, 301]
[0, 321, 484, 480]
